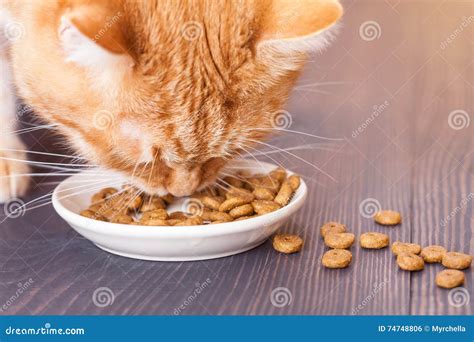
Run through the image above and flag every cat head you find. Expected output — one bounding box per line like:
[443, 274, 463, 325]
[18, 0, 342, 196]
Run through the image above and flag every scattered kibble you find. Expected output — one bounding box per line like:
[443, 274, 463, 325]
[272, 234, 304, 254]
[435, 269, 465, 289]
[374, 210, 402, 226]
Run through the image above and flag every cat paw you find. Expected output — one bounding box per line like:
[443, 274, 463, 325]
[0, 140, 30, 203]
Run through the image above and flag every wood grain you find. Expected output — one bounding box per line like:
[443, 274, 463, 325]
[0, 0, 472, 315]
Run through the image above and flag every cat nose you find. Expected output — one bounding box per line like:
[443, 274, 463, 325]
[165, 166, 201, 197]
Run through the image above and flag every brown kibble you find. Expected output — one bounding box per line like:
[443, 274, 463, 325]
[420, 245, 447, 263]
[269, 167, 287, 183]
[274, 180, 293, 206]
[140, 196, 166, 212]
[229, 204, 254, 218]
[251, 200, 281, 215]
[320, 222, 346, 238]
[80, 209, 107, 221]
[166, 219, 183, 226]
[201, 210, 233, 222]
[91, 187, 118, 203]
[112, 214, 134, 224]
[219, 196, 251, 212]
[141, 218, 168, 226]
[435, 269, 465, 289]
[273, 234, 303, 254]
[141, 209, 168, 221]
[288, 175, 301, 191]
[322, 249, 352, 269]
[253, 187, 275, 201]
[200, 196, 224, 211]
[181, 216, 204, 226]
[396, 253, 424, 271]
[442, 252, 472, 270]
[224, 176, 244, 188]
[391, 241, 421, 256]
[169, 211, 188, 220]
[226, 187, 255, 202]
[360, 232, 389, 249]
[374, 210, 401, 225]
[324, 233, 355, 249]
[234, 215, 255, 221]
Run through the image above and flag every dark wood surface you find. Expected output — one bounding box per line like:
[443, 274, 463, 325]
[0, 0, 472, 315]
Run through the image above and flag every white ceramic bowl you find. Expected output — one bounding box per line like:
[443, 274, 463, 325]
[52, 160, 307, 261]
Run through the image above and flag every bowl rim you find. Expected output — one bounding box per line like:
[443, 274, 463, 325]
[52, 160, 308, 238]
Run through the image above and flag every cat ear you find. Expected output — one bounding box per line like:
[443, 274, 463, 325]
[259, 0, 343, 54]
[58, 3, 134, 70]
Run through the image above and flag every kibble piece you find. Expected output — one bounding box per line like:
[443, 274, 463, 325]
[180, 216, 204, 226]
[141, 209, 168, 221]
[226, 187, 255, 202]
[141, 218, 168, 226]
[234, 215, 255, 221]
[112, 214, 134, 224]
[219, 196, 251, 212]
[269, 167, 287, 183]
[224, 176, 244, 188]
[200, 196, 224, 211]
[80, 209, 107, 221]
[253, 187, 275, 201]
[166, 219, 183, 226]
[169, 211, 188, 220]
[324, 232, 355, 249]
[442, 252, 472, 270]
[320, 221, 346, 238]
[201, 210, 233, 222]
[274, 180, 293, 206]
[91, 187, 118, 203]
[374, 210, 401, 225]
[273, 234, 303, 254]
[396, 253, 424, 271]
[360, 232, 389, 249]
[322, 249, 352, 269]
[288, 175, 301, 191]
[391, 241, 422, 256]
[251, 200, 281, 215]
[420, 245, 447, 263]
[435, 269, 465, 289]
[229, 204, 254, 219]
[140, 196, 166, 212]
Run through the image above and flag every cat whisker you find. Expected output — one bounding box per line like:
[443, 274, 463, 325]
[244, 127, 343, 141]
[246, 138, 337, 182]
[294, 81, 355, 90]
[6, 124, 58, 135]
[0, 148, 88, 160]
[241, 143, 340, 157]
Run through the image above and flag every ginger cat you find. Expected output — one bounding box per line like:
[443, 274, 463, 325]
[0, 0, 342, 201]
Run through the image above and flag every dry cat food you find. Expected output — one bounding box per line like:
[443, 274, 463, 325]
[391, 241, 421, 256]
[322, 249, 352, 269]
[272, 234, 304, 254]
[374, 210, 402, 226]
[320, 221, 346, 238]
[396, 253, 424, 271]
[359, 232, 389, 249]
[441, 252, 472, 270]
[80, 168, 301, 226]
[420, 245, 446, 263]
[435, 269, 465, 289]
[324, 232, 355, 249]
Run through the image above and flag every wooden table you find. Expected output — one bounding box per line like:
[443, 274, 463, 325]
[1, 0, 472, 315]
